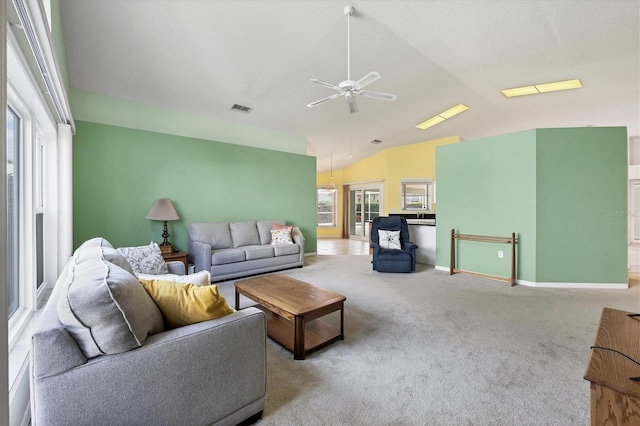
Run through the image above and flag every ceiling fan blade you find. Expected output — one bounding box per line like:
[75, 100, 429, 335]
[307, 93, 341, 108]
[359, 90, 397, 101]
[310, 79, 341, 91]
[355, 71, 381, 89]
[346, 94, 358, 114]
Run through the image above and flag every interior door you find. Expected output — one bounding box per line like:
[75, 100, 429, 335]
[349, 187, 381, 240]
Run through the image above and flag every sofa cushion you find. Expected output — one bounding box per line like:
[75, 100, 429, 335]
[75, 246, 135, 276]
[243, 245, 274, 261]
[257, 220, 285, 245]
[140, 280, 234, 329]
[273, 244, 300, 257]
[117, 242, 169, 275]
[271, 228, 294, 245]
[190, 222, 233, 249]
[57, 258, 165, 358]
[211, 248, 246, 265]
[230, 221, 260, 248]
[138, 270, 211, 286]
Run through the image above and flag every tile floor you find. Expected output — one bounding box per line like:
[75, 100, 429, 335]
[317, 238, 370, 255]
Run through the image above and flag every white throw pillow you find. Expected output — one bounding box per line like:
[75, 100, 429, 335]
[378, 230, 401, 249]
[137, 270, 211, 286]
[270, 228, 294, 245]
[117, 241, 169, 275]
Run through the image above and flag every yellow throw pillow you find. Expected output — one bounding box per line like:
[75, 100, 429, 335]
[139, 279, 234, 329]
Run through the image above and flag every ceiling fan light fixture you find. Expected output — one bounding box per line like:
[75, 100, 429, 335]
[415, 104, 468, 130]
[501, 79, 582, 97]
[306, 6, 397, 114]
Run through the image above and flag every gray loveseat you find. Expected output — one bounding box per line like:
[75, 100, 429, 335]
[30, 237, 266, 426]
[189, 220, 305, 282]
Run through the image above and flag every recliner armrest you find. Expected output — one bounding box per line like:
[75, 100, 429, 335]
[404, 242, 418, 252]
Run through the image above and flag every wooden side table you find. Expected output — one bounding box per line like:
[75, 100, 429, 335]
[584, 307, 640, 425]
[161, 251, 189, 274]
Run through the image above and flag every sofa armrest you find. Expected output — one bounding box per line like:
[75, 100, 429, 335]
[31, 308, 267, 426]
[189, 239, 212, 273]
[292, 227, 305, 262]
[166, 260, 185, 275]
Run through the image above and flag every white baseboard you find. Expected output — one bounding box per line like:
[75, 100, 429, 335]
[434, 265, 629, 289]
[516, 280, 629, 289]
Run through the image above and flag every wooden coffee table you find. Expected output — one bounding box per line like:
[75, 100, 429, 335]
[235, 274, 346, 360]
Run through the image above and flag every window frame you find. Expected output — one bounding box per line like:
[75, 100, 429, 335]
[6, 34, 58, 347]
[400, 179, 434, 212]
[317, 187, 337, 227]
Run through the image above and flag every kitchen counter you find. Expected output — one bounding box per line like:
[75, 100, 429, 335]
[389, 214, 436, 265]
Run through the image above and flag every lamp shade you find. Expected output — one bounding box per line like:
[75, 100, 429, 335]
[146, 198, 180, 221]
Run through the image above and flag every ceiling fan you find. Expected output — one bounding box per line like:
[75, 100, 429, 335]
[307, 5, 397, 114]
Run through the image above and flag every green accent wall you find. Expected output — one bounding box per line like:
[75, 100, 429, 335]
[535, 128, 628, 283]
[436, 130, 538, 281]
[436, 127, 628, 285]
[72, 121, 317, 253]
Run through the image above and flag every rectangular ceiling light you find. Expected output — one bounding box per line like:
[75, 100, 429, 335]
[535, 79, 583, 93]
[415, 104, 468, 130]
[501, 79, 582, 97]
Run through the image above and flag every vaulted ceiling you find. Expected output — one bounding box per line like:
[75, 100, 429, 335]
[59, 1, 640, 172]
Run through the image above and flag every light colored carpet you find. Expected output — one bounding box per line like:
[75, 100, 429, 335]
[216, 255, 639, 425]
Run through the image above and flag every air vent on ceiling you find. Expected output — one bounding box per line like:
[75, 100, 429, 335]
[231, 104, 253, 113]
[370, 139, 382, 144]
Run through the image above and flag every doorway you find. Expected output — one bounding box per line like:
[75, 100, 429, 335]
[349, 186, 381, 240]
[631, 180, 640, 243]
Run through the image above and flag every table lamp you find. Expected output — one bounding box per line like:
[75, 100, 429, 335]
[146, 198, 180, 254]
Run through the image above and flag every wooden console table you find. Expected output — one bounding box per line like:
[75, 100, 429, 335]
[450, 229, 517, 286]
[584, 307, 640, 425]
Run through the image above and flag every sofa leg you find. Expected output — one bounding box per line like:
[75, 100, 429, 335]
[238, 410, 263, 425]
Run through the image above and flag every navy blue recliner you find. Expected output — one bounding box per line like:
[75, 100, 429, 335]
[370, 216, 418, 273]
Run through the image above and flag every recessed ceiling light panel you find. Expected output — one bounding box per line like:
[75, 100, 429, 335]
[415, 104, 468, 130]
[501, 79, 582, 98]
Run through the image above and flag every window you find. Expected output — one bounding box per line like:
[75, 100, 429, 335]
[400, 179, 434, 211]
[7, 107, 20, 318]
[317, 188, 337, 227]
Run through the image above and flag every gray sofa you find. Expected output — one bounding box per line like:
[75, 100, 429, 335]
[189, 220, 305, 282]
[30, 237, 267, 426]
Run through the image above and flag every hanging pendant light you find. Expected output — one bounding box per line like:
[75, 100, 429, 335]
[327, 155, 337, 192]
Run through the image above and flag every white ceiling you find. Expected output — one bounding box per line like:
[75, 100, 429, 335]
[59, 0, 640, 172]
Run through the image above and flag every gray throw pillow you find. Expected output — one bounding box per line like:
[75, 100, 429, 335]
[230, 221, 260, 248]
[257, 220, 285, 245]
[75, 246, 135, 276]
[189, 222, 233, 249]
[57, 258, 164, 358]
[78, 237, 113, 250]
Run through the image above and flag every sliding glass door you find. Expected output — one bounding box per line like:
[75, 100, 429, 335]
[349, 186, 381, 240]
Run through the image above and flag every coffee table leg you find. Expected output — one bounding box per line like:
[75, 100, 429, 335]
[294, 315, 305, 360]
[235, 290, 240, 310]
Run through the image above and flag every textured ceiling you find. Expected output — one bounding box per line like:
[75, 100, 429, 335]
[59, 0, 640, 172]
